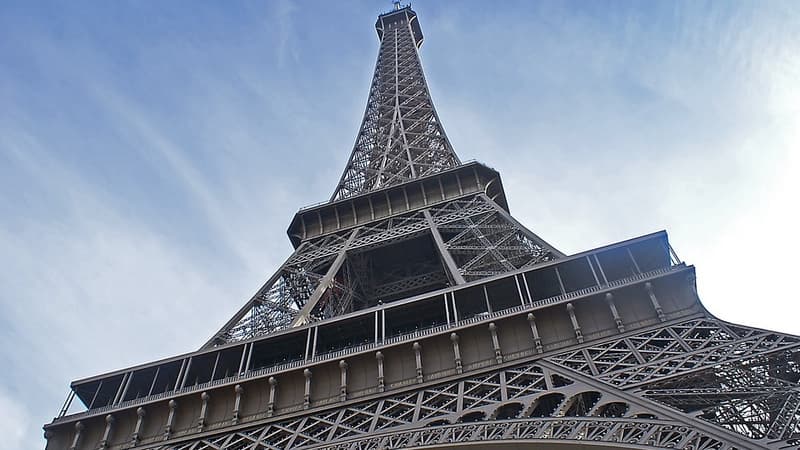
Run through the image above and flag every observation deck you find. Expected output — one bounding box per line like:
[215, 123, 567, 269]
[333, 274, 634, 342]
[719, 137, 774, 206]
[376, 5, 424, 47]
[50, 232, 691, 430]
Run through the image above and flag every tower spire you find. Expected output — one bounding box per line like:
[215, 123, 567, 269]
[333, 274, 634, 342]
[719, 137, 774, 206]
[331, 6, 460, 201]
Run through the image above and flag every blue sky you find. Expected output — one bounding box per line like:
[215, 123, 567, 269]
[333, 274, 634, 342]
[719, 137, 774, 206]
[1, 1, 799, 447]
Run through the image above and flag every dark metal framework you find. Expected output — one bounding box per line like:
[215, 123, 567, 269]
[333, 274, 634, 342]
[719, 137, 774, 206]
[331, 6, 459, 201]
[205, 189, 561, 347]
[200, 4, 564, 347]
[44, 4, 800, 450]
[143, 323, 800, 449]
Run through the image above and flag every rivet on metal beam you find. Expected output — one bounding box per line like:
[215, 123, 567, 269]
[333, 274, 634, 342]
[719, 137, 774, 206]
[605, 292, 625, 333]
[527, 313, 543, 353]
[198, 392, 210, 430]
[339, 360, 349, 402]
[69, 421, 83, 450]
[99, 414, 114, 449]
[303, 369, 312, 409]
[233, 385, 244, 424]
[645, 282, 666, 322]
[488, 322, 503, 364]
[165, 400, 177, 439]
[267, 377, 277, 417]
[566, 303, 583, 344]
[450, 332, 462, 374]
[412, 342, 423, 383]
[376, 351, 385, 392]
[132, 407, 145, 445]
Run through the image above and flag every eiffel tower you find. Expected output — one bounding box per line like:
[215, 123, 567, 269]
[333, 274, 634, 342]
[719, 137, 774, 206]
[44, 5, 800, 450]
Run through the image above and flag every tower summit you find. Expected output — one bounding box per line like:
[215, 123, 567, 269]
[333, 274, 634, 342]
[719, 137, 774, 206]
[334, 5, 455, 200]
[44, 5, 800, 450]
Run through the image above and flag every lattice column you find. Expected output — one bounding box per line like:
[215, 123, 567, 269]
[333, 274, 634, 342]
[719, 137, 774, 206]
[331, 7, 459, 200]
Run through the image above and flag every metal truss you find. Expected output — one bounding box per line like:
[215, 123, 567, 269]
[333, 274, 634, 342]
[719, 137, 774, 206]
[204, 4, 564, 347]
[547, 316, 800, 444]
[547, 318, 800, 388]
[141, 356, 751, 450]
[331, 7, 459, 201]
[430, 194, 561, 281]
[205, 194, 560, 348]
[346, 255, 445, 306]
[316, 419, 738, 450]
[204, 233, 348, 347]
[642, 351, 800, 441]
[164, 319, 800, 450]
[140, 362, 582, 449]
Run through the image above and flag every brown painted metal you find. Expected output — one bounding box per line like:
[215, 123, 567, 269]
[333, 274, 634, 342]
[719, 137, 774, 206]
[44, 4, 800, 450]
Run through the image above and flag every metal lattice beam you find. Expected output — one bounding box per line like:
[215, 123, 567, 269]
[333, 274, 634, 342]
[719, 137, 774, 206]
[138, 358, 754, 449]
[331, 8, 459, 201]
[205, 193, 562, 347]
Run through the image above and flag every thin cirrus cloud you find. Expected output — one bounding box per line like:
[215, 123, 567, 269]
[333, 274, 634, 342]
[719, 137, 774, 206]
[423, 0, 799, 331]
[0, 1, 798, 448]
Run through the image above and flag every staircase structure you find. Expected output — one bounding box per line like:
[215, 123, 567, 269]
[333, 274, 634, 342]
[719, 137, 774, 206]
[44, 5, 800, 450]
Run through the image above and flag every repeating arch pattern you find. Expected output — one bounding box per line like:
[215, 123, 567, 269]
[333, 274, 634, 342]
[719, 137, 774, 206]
[142, 361, 672, 450]
[309, 418, 740, 450]
[89, 318, 800, 450]
[596, 402, 631, 418]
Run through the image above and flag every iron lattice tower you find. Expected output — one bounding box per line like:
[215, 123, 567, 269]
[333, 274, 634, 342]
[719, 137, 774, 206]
[45, 6, 800, 450]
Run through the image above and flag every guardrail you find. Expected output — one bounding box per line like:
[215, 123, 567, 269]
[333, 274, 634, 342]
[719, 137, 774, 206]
[53, 263, 686, 425]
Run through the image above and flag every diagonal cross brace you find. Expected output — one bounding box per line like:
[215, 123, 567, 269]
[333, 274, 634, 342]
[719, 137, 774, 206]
[537, 359, 769, 449]
[291, 229, 360, 327]
[423, 209, 465, 285]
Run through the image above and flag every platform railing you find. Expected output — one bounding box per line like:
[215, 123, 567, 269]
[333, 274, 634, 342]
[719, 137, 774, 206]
[54, 260, 688, 424]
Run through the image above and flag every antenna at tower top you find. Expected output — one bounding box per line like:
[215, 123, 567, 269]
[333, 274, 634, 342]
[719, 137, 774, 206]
[393, 1, 402, 10]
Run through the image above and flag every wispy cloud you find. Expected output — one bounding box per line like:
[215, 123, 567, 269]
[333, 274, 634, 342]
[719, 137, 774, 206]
[0, 387, 28, 449]
[426, 1, 800, 332]
[272, 0, 299, 67]
[1, 2, 798, 448]
[0, 3, 323, 445]
[91, 86, 268, 270]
